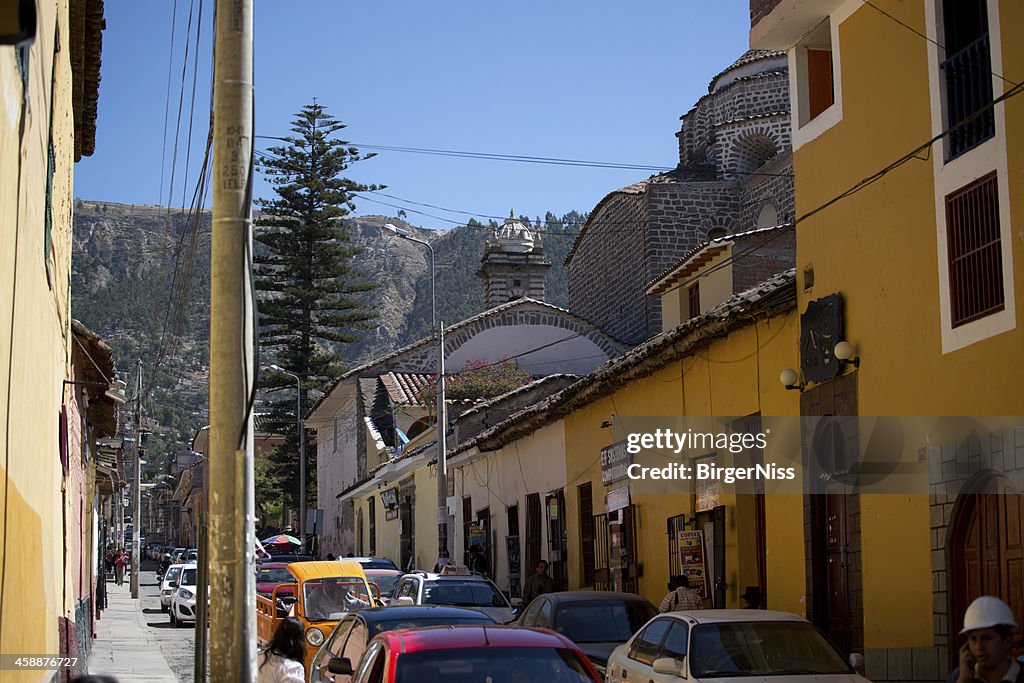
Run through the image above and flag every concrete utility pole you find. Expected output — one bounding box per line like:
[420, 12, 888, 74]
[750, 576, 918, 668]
[209, 0, 256, 679]
[436, 321, 449, 564]
[130, 358, 142, 598]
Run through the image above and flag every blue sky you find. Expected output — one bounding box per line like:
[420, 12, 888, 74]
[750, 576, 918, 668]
[75, 1, 751, 229]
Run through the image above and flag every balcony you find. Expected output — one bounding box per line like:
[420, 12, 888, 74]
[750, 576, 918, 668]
[941, 34, 995, 160]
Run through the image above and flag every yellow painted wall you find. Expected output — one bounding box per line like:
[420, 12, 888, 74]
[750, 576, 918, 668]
[0, 0, 79, 675]
[563, 309, 802, 612]
[659, 248, 734, 333]
[785, 0, 1024, 649]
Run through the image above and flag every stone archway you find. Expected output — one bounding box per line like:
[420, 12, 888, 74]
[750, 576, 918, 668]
[947, 471, 1024, 662]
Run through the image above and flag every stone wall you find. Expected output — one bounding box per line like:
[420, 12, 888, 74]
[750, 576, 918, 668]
[568, 187, 649, 344]
[737, 153, 795, 228]
[732, 229, 796, 294]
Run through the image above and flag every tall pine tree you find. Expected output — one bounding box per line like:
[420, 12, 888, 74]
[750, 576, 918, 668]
[254, 101, 379, 527]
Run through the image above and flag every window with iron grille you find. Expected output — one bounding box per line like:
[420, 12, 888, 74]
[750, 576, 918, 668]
[941, 0, 994, 160]
[946, 172, 1003, 327]
[688, 283, 700, 320]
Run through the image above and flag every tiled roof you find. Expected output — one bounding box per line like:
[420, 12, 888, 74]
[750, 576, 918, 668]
[380, 372, 434, 406]
[645, 224, 793, 295]
[451, 270, 797, 457]
[708, 49, 786, 93]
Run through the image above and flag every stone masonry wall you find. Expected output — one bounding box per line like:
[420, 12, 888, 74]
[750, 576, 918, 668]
[568, 188, 649, 344]
[737, 153, 795, 228]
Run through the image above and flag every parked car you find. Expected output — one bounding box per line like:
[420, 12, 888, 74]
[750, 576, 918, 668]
[170, 564, 198, 627]
[159, 563, 187, 613]
[337, 556, 400, 571]
[308, 605, 496, 682]
[258, 553, 313, 565]
[170, 547, 187, 564]
[363, 569, 403, 606]
[604, 609, 870, 683]
[514, 591, 657, 676]
[391, 566, 518, 623]
[323, 625, 603, 682]
[256, 562, 296, 599]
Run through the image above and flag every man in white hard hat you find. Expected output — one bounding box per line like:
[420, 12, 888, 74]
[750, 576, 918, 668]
[949, 596, 1022, 683]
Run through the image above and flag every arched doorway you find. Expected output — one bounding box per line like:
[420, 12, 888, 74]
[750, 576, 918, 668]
[948, 472, 1024, 661]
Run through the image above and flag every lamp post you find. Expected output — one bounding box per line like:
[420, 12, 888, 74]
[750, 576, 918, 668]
[270, 364, 306, 554]
[381, 224, 449, 565]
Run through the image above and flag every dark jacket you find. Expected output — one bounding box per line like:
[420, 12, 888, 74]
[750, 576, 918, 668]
[947, 661, 1024, 683]
[522, 573, 555, 603]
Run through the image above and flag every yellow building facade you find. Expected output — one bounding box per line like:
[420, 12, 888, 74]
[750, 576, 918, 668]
[751, 0, 1024, 678]
[1, 0, 104, 675]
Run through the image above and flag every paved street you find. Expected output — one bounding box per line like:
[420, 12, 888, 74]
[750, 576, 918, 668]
[89, 560, 202, 682]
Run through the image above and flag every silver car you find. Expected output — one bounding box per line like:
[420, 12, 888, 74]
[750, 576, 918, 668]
[391, 567, 518, 623]
[605, 609, 870, 683]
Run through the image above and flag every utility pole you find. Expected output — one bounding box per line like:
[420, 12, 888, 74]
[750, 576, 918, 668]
[209, 0, 256, 679]
[436, 321, 449, 565]
[130, 358, 142, 598]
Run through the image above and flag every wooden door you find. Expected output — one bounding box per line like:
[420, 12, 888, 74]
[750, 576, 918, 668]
[950, 476, 1024, 661]
[579, 483, 595, 587]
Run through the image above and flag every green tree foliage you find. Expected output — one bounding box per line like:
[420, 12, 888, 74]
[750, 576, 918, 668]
[254, 102, 380, 518]
[420, 358, 533, 406]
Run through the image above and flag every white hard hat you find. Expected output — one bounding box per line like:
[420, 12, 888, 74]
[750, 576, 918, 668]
[961, 596, 1018, 634]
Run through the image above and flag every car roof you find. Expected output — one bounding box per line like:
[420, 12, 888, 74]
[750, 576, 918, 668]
[379, 625, 576, 652]
[257, 562, 292, 569]
[354, 605, 497, 625]
[540, 591, 655, 605]
[409, 571, 493, 582]
[654, 609, 808, 625]
[166, 563, 187, 571]
[287, 560, 367, 582]
[364, 568, 403, 575]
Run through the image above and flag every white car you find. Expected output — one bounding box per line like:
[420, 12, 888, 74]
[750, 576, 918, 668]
[170, 564, 198, 627]
[391, 566, 519, 623]
[159, 563, 186, 613]
[605, 609, 869, 683]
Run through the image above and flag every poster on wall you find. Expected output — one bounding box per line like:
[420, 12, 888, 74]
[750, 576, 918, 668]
[678, 530, 709, 599]
[469, 522, 487, 549]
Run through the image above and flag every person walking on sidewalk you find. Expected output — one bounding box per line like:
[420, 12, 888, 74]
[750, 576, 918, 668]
[113, 548, 126, 586]
[258, 617, 306, 683]
[659, 575, 703, 613]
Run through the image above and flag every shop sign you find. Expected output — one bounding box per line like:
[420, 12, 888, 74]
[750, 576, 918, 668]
[678, 530, 709, 598]
[694, 454, 720, 512]
[601, 440, 632, 485]
[547, 495, 559, 521]
[606, 486, 630, 512]
[380, 487, 399, 510]
[469, 522, 486, 549]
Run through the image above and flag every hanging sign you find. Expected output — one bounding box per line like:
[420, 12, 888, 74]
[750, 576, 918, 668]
[601, 440, 632, 486]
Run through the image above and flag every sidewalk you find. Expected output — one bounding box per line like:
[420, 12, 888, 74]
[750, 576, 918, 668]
[88, 567, 179, 682]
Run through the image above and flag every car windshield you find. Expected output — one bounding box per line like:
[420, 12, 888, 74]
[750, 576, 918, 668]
[394, 646, 593, 683]
[302, 578, 373, 621]
[257, 567, 294, 583]
[359, 559, 399, 570]
[164, 567, 182, 583]
[372, 615, 493, 635]
[690, 622, 852, 678]
[180, 568, 197, 586]
[368, 574, 401, 596]
[555, 600, 657, 643]
[422, 580, 508, 608]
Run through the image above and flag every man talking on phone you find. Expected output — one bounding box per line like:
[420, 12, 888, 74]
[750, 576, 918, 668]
[948, 597, 1022, 683]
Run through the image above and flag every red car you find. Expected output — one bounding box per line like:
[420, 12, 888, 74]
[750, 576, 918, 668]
[256, 562, 296, 599]
[326, 625, 603, 682]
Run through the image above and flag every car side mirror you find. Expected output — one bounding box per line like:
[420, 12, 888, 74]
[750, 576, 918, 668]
[0, 0, 37, 46]
[396, 596, 414, 606]
[653, 657, 686, 678]
[169, 581, 178, 588]
[849, 653, 864, 673]
[156, 575, 163, 582]
[328, 657, 353, 675]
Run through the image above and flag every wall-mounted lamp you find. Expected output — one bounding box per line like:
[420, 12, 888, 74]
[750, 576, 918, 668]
[779, 368, 804, 392]
[600, 420, 612, 429]
[833, 341, 860, 368]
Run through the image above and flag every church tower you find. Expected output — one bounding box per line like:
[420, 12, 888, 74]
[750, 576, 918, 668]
[477, 211, 551, 309]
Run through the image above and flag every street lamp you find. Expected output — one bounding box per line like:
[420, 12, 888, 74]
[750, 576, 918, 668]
[380, 224, 449, 566]
[268, 364, 306, 554]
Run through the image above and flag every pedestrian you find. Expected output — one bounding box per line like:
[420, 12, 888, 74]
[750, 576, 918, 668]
[740, 586, 763, 609]
[522, 559, 555, 604]
[658, 574, 703, 613]
[258, 616, 306, 683]
[114, 548, 126, 586]
[469, 545, 489, 577]
[947, 596, 1022, 683]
